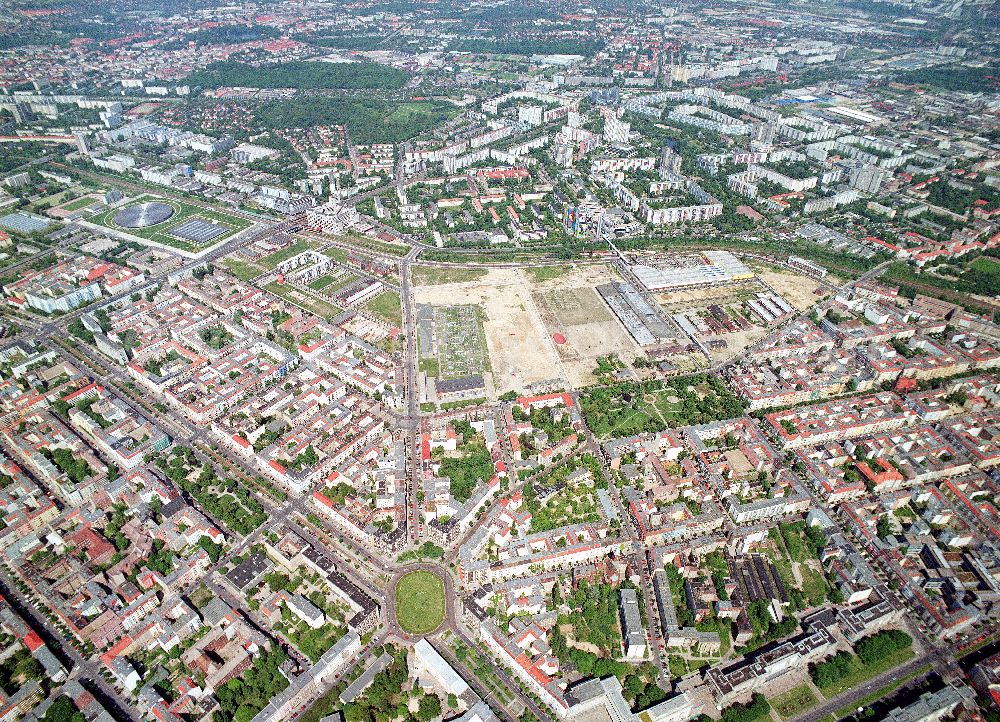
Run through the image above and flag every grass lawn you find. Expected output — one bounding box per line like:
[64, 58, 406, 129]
[440, 396, 487, 411]
[263, 282, 342, 320]
[453, 641, 514, 705]
[395, 570, 445, 635]
[321, 246, 347, 262]
[60, 195, 99, 211]
[289, 623, 345, 663]
[223, 257, 264, 281]
[91, 194, 251, 252]
[799, 564, 829, 603]
[337, 233, 410, 257]
[413, 266, 487, 286]
[774, 684, 819, 718]
[525, 265, 572, 282]
[35, 190, 73, 208]
[970, 257, 1000, 274]
[667, 655, 687, 678]
[365, 290, 402, 326]
[313, 272, 357, 293]
[308, 274, 337, 290]
[818, 647, 915, 698]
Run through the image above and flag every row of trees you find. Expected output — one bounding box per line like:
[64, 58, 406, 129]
[811, 630, 913, 689]
[884, 259, 1000, 316]
[721, 694, 771, 722]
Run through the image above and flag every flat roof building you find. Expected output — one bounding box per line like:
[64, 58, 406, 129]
[413, 638, 469, 697]
[618, 588, 646, 660]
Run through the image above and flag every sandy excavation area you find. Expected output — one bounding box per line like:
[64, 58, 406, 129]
[414, 267, 565, 393]
[412, 263, 639, 392]
[756, 268, 829, 310]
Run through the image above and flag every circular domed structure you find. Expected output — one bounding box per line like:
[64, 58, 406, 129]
[113, 201, 175, 229]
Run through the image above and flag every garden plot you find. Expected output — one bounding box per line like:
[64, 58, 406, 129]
[435, 305, 490, 379]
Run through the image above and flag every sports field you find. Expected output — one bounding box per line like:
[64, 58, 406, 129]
[60, 195, 100, 212]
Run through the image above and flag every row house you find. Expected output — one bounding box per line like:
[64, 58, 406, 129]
[765, 392, 914, 450]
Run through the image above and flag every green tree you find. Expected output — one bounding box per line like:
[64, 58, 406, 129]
[417, 694, 442, 721]
[40, 696, 85, 722]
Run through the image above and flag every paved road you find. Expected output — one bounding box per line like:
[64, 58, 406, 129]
[385, 563, 456, 636]
[0, 163, 570, 722]
[787, 444, 970, 722]
[397, 257, 426, 544]
[449, 622, 554, 722]
[572, 404, 673, 688]
[792, 638, 964, 722]
[436, 641, 521, 722]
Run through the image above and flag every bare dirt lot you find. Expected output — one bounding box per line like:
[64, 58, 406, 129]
[649, 264, 827, 364]
[412, 263, 639, 391]
[756, 267, 829, 310]
[703, 326, 769, 363]
[652, 283, 759, 312]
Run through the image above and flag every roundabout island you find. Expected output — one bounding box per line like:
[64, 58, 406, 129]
[393, 568, 447, 636]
